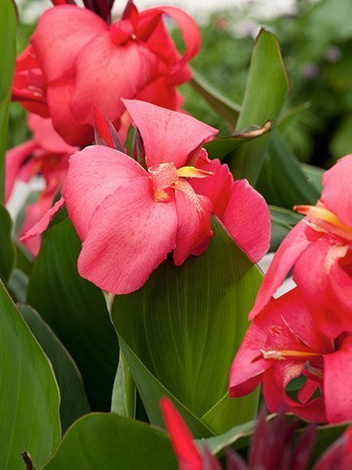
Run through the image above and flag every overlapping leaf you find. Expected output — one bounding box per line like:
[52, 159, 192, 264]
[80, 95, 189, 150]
[27, 218, 119, 411]
[0, 279, 60, 469]
[111, 218, 262, 438]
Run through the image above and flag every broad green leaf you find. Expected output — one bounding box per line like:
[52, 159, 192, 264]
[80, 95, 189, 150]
[309, 423, 347, 463]
[28, 218, 119, 411]
[20, 304, 90, 431]
[229, 29, 289, 184]
[190, 68, 240, 129]
[256, 130, 320, 209]
[0, 204, 15, 281]
[270, 205, 302, 251]
[0, 279, 60, 469]
[15, 242, 34, 276]
[0, 0, 16, 201]
[43, 413, 177, 470]
[301, 163, 324, 193]
[8, 268, 28, 303]
[111, 218, 262, 437]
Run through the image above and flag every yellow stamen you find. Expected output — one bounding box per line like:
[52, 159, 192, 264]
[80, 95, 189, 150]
[261, 349, 321, 361]
[176, 166, 214, 179]
[294, 205, 352, 235]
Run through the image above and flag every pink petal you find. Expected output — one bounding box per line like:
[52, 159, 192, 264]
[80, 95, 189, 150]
[263, 363, 326, 422]
[298, 379, 319, 405]
[28, 114, 77, 154]
[190, 157, 233, 220]
[324, 336, 352, 424]
[229, 319, 270, 397]
[20, 197, 65, 242]
[314, 427, 352, 470]
[32, 5, 107, 83]
[142, 6, 201, 82]
[160, 398, 202, 470]
[5, 140, 38, 202]
[63, 145, 146, 240]
[71, 35, 158, 126]
[329, 253, 352, 317]
[136, 76, 181, 112]
[293, 238, 345, 338]
[19, 193, 56, 256]
[221, 180, 271, 263]
[321, 154, 352, 226]
[173, 182, 213, 266]
[77, 177, 178, 294]
[249, 222, 320, 320]
[122, 99, 218, 168]
[47, 79, 93, 146]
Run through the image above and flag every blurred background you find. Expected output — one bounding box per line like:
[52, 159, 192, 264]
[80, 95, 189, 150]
[9, 0, 352, 171]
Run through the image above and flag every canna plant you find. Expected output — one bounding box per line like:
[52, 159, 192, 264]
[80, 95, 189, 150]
[1, 0, 352, 468]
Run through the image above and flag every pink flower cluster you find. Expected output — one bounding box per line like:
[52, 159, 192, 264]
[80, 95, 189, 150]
[230, 155, 352, 424]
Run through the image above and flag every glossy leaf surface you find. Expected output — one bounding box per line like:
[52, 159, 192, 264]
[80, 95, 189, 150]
[28, 218, 119, 411]
[0, 279, 60, 469]
[111, 218, 262, 437]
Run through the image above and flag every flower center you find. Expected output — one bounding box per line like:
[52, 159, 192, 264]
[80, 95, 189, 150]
[148, 162, 213, 202]
[294, 203, 352, 242]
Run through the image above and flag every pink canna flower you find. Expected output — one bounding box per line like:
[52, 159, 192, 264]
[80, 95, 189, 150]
[6, 113, 77, 255]
[20, 99, 270, 294]
[12, 0, 201, 146]
[249, 154, 352, 339]
[230, 287, 352, 424]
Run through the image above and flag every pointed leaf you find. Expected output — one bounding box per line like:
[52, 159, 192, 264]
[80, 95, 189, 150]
[230, 29, 289, 184]
[43, 413, 177, 470]
[190, 68, 240, 129]
[19, 304, 90, 431]
[0, 279, 60, 468]
[27, 218, 119, 411]
[111, 218, 262, 437]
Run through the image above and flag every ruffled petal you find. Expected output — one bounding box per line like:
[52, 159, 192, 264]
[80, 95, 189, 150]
[160, 398, 202, 470]
[173, 182, 213, 266]
[293, 237, 345, 338]
[324, 336, 352, 424]
[123, 99, 218, 168]
[222, 180, 271, 263]
[27, 114, 77, 154]
[321, 154, 352, 226]
[329, 253, 352, 317]
[263, 363, 326, 422]
[32, 5, 107, 82]
[249, 222, 321, 320]
[63, 145, 146, 240]
[71, 34, 158, 126]
[47, 79, 93, 146]
[20, 197, 65, 242]
[190, 157, 233, 220]
[78, 177, 178, 294]
[5, 140, 38, 202]
[141, 6, 201, 83]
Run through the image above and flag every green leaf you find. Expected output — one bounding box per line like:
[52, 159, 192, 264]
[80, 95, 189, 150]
[19, 304, 90, 432]
[111, 218, 262, 437]
[43, 413, 177, 470]
[0, 0, 17, 202]
[229, 28, 289, 184]
[190, 68, 240, 129]
[270, 205, 302, 251]
[0, 204, 15, 282]
[301, 163, 324, 193]
[0, 279, 60, 469]
[256, 130, 320, 209]
[27, 218, 119, 411]
[196, 419, 256, 454]
[204, 120, 271, 160]
[111, 350, 136, 418]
